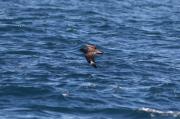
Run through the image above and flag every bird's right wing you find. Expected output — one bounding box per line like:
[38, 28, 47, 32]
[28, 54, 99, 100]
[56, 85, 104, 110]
[85, 55, 90, 63]
[85, 54, 97, 68]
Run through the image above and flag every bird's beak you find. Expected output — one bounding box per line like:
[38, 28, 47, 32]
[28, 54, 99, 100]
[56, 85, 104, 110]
[95, 49, 103, 54]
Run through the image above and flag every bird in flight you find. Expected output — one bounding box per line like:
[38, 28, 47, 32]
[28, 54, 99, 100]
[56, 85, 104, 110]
[80, 44, 103, 68]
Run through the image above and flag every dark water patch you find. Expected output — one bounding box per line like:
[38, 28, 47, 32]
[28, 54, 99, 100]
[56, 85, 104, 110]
[0, 85, 53, 97]
[5, 50, 40, 56]
[0, 25, 45, 33]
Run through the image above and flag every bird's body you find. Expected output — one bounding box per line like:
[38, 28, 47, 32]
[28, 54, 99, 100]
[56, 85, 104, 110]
[80, 44, 103, 68]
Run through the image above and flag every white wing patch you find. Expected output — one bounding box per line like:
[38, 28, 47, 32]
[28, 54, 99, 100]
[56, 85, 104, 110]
[90, 61, 95, 65]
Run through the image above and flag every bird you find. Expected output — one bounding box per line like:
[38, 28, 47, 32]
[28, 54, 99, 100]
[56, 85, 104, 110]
[80, 44, 103, 68]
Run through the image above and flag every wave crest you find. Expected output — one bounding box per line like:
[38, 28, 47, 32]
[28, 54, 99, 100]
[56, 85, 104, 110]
[139, 107, 180, 117]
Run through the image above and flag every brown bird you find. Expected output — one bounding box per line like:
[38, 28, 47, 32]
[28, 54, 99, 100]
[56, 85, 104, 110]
[80, 44, 103, 68]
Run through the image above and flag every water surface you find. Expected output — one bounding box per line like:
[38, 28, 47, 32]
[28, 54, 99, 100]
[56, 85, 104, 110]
[0, 0, 180, 119]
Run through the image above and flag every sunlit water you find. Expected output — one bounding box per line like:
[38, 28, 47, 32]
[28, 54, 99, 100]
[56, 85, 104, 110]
[0, 0, 180, 119]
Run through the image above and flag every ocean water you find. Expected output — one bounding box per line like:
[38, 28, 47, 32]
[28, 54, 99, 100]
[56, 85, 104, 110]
[0, 0, 180, 119]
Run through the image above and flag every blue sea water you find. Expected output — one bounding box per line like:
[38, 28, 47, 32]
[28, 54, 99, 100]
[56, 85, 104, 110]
[0, 0, 180, 119]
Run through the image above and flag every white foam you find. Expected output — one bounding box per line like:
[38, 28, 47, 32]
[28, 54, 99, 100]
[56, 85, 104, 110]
[139, 107, 180, 117]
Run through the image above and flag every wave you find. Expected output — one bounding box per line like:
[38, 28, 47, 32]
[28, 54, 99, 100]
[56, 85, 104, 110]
[139, 107, 180, 118]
